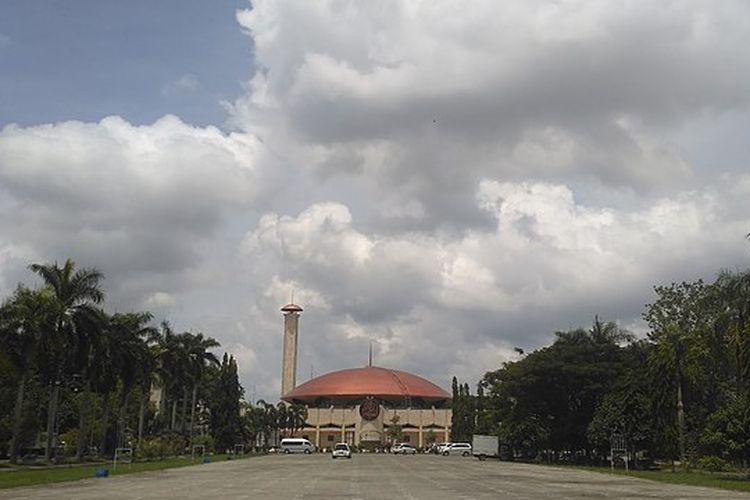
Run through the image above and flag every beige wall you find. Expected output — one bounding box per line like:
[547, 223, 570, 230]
[299, 404, 451, 448]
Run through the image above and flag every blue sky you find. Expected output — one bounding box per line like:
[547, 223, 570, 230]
[0, 0, 252, 128]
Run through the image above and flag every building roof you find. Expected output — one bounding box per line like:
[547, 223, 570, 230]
[281, 365, 451, 403]
[280, 303, 303, 312]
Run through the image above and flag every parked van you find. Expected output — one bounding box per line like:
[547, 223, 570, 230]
[279, 438, 316, 454]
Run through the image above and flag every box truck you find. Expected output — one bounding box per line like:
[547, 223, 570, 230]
[472, 434, 499, 460]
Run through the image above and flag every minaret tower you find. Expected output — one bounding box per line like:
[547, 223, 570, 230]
[280, 301, 303, 398]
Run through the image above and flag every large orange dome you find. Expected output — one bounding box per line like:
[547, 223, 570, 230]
[281, 365, 451, 403]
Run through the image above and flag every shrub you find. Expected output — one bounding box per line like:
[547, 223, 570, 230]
[192, 434, 214, 453]
[137, 437, 178, 460]
[698, 455, 731, 473]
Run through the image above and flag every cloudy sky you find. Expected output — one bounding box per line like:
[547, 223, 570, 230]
[2, 1, 750, 402]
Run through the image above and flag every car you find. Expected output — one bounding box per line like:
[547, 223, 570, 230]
[392, 443, 417, 454]
[442, 442, 472, 456]
[331, 442, 352, 459]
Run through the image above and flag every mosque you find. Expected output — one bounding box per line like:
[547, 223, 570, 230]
[279, 303, 452, 449]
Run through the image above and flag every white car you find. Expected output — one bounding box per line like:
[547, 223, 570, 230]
[392, 443, 417, 454]
[331, 443, 352, 459]
[442, 442, 472, 456]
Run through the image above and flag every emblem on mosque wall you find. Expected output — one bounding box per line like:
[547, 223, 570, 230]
[359, 398, 380, 420]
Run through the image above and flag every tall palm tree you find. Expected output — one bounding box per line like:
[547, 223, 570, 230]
[183, 332, 219, 442]
[90, 314, 122, 456]
[73, 307, 107, 461]
[28, 258, 104, 461]
[153, 321, 188, 433]
[0, 286, 55, 463]
[110, 312, 157, 449]
[136, 344, 158, 447]
[644, 280, 708, 471]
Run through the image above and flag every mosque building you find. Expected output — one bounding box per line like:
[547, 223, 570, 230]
[279, 302, 452, 449]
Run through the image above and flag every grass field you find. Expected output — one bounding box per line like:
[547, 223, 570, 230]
[0, 453, 254, 490]
[574, 465, 750, 494]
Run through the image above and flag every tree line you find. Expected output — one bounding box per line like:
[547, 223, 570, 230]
[451, 268, 750, 472]
[0, 258, 305, 463]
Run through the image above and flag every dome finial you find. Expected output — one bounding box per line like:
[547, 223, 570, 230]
[368, 341, 373, 367]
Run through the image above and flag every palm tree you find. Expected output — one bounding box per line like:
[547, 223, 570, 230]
[136, 344, 158, 447]
[276, 402, 289, 438]
[28, 258, 104, 461]
[110, 312, 157, 449]
[183, 332, 219, 442]
[0, 286, 55, 463]
[73, 307, 107, 461]
[90, 314, 122, 456]
[644, 281, 708, 471]
[288, 404, 308, 437]
[153, 322, 190, 433]
[255, 400, 278, 448]
[589, 316, 634, 344]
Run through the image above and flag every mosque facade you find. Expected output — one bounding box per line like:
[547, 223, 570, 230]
[279, 303, 452, 449]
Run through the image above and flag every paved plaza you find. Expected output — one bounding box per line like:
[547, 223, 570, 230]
[4, 454, 749, 500]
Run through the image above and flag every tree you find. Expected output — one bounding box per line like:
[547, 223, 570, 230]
[183, 332, 219, 443]
[644, 280, 709, 470]
[713, 270, 750, 393]
[588, 342, 656, 466]
[287, 404, 308, 437]
[0, 286, 55, 463]
[481, 319, 628, 460]
[152, 321, 187, 433]
[110, 312, 157, 450]
[207, 354, 243, 451]
[254, 399, 278, 449]
[28, 259, 104, 461]
[700, 396, 750, 474]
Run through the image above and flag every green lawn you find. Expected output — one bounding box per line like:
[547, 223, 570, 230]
[0, 453, 254, 490]
[573, 465, 750, 494]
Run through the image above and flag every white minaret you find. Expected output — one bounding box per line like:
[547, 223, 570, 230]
[280, 302, 303, 397]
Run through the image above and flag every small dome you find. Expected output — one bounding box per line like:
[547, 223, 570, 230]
[281, 303, 303, 312]
[282, 365, 450, 403]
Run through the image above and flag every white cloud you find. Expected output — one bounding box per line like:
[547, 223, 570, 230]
[143, 291, 177, 309]
[162, 74, 200, 96]
[239, 177, 750, 386]
[3, 2, 750, 394]
[0, 115, 269, 309]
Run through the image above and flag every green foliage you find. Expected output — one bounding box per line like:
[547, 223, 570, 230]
[136, 436, 184, 460]
[191, 433, 214, 453]
[481, 320, 629, 460]
[450, 377, 474, 441]
[0, 258, 239, 464]
[588, 342, 656, 459]
[697, 455, 732, 473]
[700, 396, 750, 466]
[206, 354, 244, 452]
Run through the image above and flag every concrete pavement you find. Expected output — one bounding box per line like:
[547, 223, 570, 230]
[3, 453, 749, 499]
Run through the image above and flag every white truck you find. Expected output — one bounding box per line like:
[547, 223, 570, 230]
[472, 434, 499, 461]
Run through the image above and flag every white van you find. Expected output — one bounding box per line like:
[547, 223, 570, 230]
[279, 438, 316, 454]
